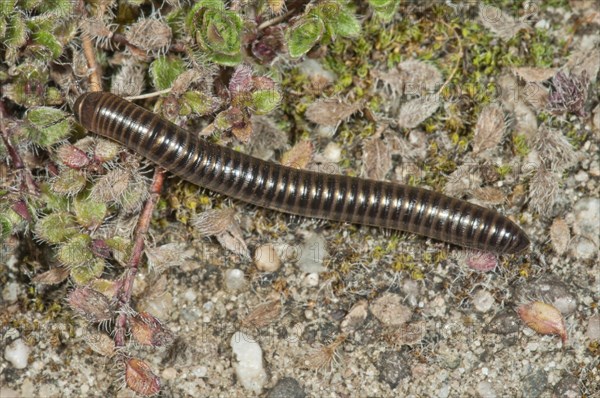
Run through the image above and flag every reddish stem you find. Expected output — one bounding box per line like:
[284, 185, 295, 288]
[114, 168, 165, 347]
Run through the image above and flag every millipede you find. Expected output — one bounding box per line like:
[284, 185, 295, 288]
[73, 92, 530, 255]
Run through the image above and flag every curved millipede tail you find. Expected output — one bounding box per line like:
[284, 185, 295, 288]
[73, 92, 530, 254]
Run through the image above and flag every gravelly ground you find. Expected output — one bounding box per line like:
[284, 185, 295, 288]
[1, 1, 599, 398]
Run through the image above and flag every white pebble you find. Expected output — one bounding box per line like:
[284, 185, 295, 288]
[225, 269, 247, 291]
[322, 142, 342, 163]
[304, 273, 319, 287]
[254, 244, 281, 272]
[573, 198, 599, 245]
[587, 314, 600, 341]
[477, 381, 497, 398]
[183, 289, 197, 302]
[230, 331, 267, 393]
[4, 339, 31, 369]
[473, 290, 495, 313]
[1, 282, 19, 302]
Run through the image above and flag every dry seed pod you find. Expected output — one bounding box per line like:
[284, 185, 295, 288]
[125, 358, 161, 396]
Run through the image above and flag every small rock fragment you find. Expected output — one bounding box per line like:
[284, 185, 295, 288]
[550, 218, 570, 255]
[341, 300, 369, 333]
[225, 269, 247, 291]
[231, 331, 268, 393]
[573, 197, 600, 245]
[254, 244, 281, 272]
[296, 232, 328, 273]
[553, 374, 581, 398]
[477, 381, 497, 398]
[267, 377, 306, 398]
[377, 351, 410, 388]
[473, 289, 495, 313]
[485, 310, 520, 335]
[371, 293, 412, 327]
[515, 275, 577, 315]
[4, 339, 31, 369]
[587, 314, 600, 342]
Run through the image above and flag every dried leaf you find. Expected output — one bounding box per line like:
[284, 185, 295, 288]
[398, 60, 443, 95]
[229, 64, 254, 95]
[518, 301, 567, 343]
[280, 140, 313, 169]
[444, 164, 481, 197]
[192, 208, 236, 237]
[241, 299, 282, 329]
[472, 187, 506, 205]
[90, 169, 131, 202]
[67, 287, 113, 323]
[473, 104, 506, 155]
[396, 96, 440, 129]
[125, 18, 172, 54]
[145, 243, 193, 271]
[528, 166, 560, 214]
[305, 98, 361, 127]
[531, 126, 578, 172]
[83, 327, 115, 357]
[547, 71, 590, 117]
[111, 60, 145, 97]
[567, 47, 600, 83]
[361, 134, 392, 180]
[32, 267, 70, 285]
[125, 358, 161, 396]
[300, 335, 346, 370]
[216, 225, 250, 258]
[248, 115, 288, 160]
[550, 218, 570, 255]
[512, 67, 557, 82]
[130, 312, 174, 347]
[479, 4, 529, 40]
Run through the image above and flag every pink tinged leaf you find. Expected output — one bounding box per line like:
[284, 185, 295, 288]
[130, 312, 174, 347]
[91, 239, 112, 259]
[56, 144, 90, 169]
[518, 301, 567, 343]
[125, 358, 161, 396]
[12, 200, 31, 222]
[67, 287, 113, 323]
[466, 251, 498, 272]
[229, 64, 254, 95]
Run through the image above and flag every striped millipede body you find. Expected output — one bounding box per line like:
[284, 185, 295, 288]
[73, 92, 530, 254]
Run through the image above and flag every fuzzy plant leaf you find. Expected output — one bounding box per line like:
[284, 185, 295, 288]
[368, 0, 399, 22]
[285, 15, 325, 58]
[35, 212, 78, 244]
[73, 195, 107, 229]
[4, 12, 28, 48]
[181, 91, 220, 116]
[57, 233, 94, 268]
[149, 56, 186, 90]
[51, 169, 87, 196]
[70, 258, 105, 285]
[0, 215, 13, 241]
[25, 107, 71, 147]
[32, 29, 64, 59]
[332, 6, 361, 38]
[0, 0, 16, 16]
[36, 0, 75, 17]
[186, 0, 243, 66]
[251, 89, 281, 115]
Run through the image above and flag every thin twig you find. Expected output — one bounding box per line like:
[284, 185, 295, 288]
[0, 101, 39, 195]
[258, 8, 296, 30]
[81, 35, 102, 92]
[437, 21, 463, 97]
[126, 88, 173, 101]
[113, 168, 165, 347]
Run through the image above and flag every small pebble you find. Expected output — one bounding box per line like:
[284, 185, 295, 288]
[377, 351, 410, 388]
[341, 300, 369, 333]
[2, 282, 19, 302]
[322, 142, 342, 163]
[230, 331, 267, 393]
[370, 293, 412, 327]
[161, 367, 177, 380]
[254, 244, 281, 272]
[473, 289, 495, 313]
[4, 338, 31, 369]
[303, 273, 319, 287]
[515, 275, 577, 315]
[296, 232, 328, 273]
[267, 377, 306, 398]
[477, 381, 497, 398]
[587, 314, 600, 341]
[573, 197, 599, 245]
[571, 237, 597, 260]
[225, 269, 247, 291]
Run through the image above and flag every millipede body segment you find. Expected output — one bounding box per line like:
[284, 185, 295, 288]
[73, 92, 530, 254]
